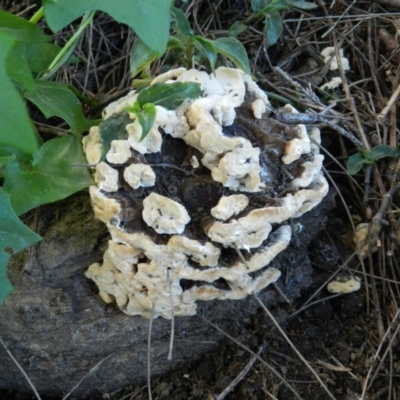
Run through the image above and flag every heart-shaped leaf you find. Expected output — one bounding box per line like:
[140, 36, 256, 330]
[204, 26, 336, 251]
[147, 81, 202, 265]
[4, 135, 93, 216]
[171, 6, 193, 37]
[264, 11, 283, 45]
[43, 0, 172, 56]
[0, 32, 39, 156]
[212, 37, 251, 75]
[0, 188, 42, 305]
[137, 82, 201, 110]
[24, 80, 93, 135]
[130, 38, 158, 77]
[193, 36, 218, 72]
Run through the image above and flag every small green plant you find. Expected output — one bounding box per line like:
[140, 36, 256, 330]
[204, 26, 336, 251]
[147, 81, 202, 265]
[130, 6, 251, 77]
[248, 0, 318, 45]
[123, 82, 201, 141]
[346, 145, 400, 175]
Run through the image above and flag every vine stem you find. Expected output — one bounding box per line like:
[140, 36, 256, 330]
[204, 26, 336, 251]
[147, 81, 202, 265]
[40, 11, 96, 80]
[29, 6, 43, 25]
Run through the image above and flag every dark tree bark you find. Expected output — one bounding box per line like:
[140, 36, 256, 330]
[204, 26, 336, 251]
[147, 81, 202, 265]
[0, 189, 334, 398]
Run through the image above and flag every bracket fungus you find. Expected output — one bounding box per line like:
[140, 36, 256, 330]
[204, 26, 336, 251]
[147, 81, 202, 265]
[83, 67, 329, 319]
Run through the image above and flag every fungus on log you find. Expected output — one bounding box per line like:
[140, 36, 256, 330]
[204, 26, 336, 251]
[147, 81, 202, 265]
[83, 67, 329, 319]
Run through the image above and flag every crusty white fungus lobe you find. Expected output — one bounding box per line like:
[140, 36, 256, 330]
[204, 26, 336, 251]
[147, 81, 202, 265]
[321, 47, 350, 71]
[214, 67, 246, 107]
[106, 140, 131, 164]
[83, 67, 328, 319]
[291, 154, 324, 188]
[94, 162, 119, 192]
[168, 236, 220, 267]
[123, 164, 155, 189]
[206, 214, 272, 249]
[252, 99, 267, 119]
[151, 67, 186, 84]
[126, 118, 162, 154]
[282, 124, 311, 164]
[82, 126, 102, 165]
[89, 186, 121, 225]
[142, 193, 190, 234]
[102, 91, 137, 120]
[211, 195, 249, 220]
[327, 277, 361, 294]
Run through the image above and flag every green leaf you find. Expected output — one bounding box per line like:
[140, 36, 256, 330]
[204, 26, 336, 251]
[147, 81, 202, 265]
[0, 32, 39, 156]
[368, 145, 400, 162]
[124, 101, 141, 114]
[43, 0, 172, 56]
[137, 82, 202, 110]
[24, 80, 92, 135]
[292, 1, 319, 10]
[251, 0, 272, 12]
[346, 153, 369, 175]
[212, 37, 251, 75]
[130, 38, 158, 77]
[6, 49, 34, 92]
[0, 9, 50, 42]
[193, 36, 218, 71]
[99, 112, 131, 161]
[262, 0, 290, 13]
[15, 41, 63, 73]
[137, 103, 156, 141]
[3, 135, 94, 216]
[0, 149, 15, 170]
[171, 6, 193, 37]
[0, 188, 42, 305]
[229, 21, 248, 38]
[264, 11, 283, 45]
[167, 36, 186, 50]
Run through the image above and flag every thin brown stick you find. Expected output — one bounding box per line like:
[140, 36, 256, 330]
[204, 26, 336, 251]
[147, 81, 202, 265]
[215, 343, 266, 400]
[0, 337, 41, 400]
[197, 315, 303, 400]
[254, 294, 336, 400]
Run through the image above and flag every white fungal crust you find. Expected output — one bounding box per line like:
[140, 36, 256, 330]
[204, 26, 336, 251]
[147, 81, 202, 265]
[252, 99, 267, 119]
[89, 186, 121, 225]
[282, 124, 311, 164]
[142, 193, 190, 234]
[82, 126, 102, 165]
[211, 194, 249, 221]
[321, 47, 350, 71]
[327, 277, 361, 294]
[106, 140, 131, 164]
[102, 91, 138, 120]
[83, 67, 329, 319]
[126, 118, 162, 154]
[94, 162, 119, 192]
[123, 164, 155, 189]
[205, 215, 272, 249]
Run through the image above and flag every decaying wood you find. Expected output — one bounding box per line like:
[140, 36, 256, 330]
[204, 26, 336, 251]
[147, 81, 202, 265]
[0, 188, 334, 397]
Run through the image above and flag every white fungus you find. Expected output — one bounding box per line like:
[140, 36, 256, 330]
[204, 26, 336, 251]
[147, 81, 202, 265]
[211, 195, 249, 221]
[327, 277, 361, 294]
[94, 162, 119, 192]
[142, 193, 190, 234]
[321, 47, 350, 71]
[83, 67, 328, 319]
[106, 140, 131, 164]
[123, 164, 156, 189]
[82, 126, 102, 165]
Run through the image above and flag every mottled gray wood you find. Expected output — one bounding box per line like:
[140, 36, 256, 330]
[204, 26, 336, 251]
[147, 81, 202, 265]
[0, 190, 334, 398]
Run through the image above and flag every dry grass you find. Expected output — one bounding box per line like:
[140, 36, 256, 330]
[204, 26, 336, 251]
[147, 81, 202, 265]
[2, 0, 400, 399]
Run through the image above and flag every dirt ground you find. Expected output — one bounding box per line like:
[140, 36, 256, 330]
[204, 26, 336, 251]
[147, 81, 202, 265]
[2, 0, 400, 399]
